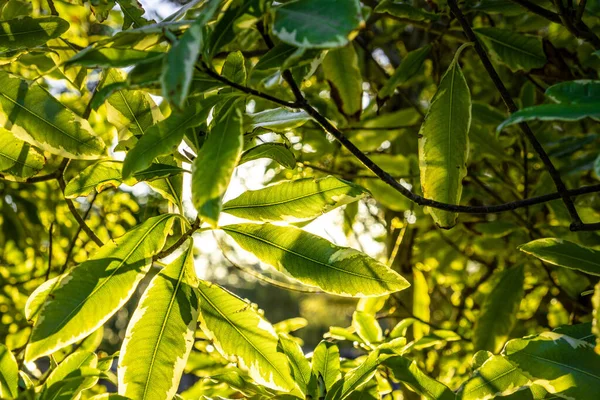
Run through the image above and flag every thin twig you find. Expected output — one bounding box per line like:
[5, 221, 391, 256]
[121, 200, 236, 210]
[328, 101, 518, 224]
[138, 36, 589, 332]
[45, 223, 54, 281]
[60, 193, 98, 274]
[56, 160, 104, 247]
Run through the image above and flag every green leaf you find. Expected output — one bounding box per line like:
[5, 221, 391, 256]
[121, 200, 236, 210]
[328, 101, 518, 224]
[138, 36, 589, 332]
[246, 108, 310, 132]
[503, 331, 600, 398]
[239, 143, 296, 169]
[352, 311, 382, 345]
[25, 276, 60, 322]
[593, 282, 600, 353]
[67, 47, 164, 68]
[459, 355, 533, 400]
[311, 341, 341, 392]
[222, 176, 367, 223]
[545, 80, 600, 103]
[0, 128, 45, 178]
[325, 351, 381, 400]
[42, 351, 98, 400]
[122, 96, 219, 178]
[103, 69, 161, 138]
[383, 356, 454, 400]
[221, 223, 410, 296]
[418, 45, 472, 228]
[206, 0, 259, 58]
[119, 243, 199, 400]
[497, 103, 600, 131]
[0, 71, 105, 159]
[278, 335, 311, 395]
[413, 269, 430, 340]
[117, 0, 150, 29]
[272, 0, 363, 49]
[0, 344, 18, 399]
[379, 45, 431, 99]
[254, 43, 319, 71]
[221, 51, 246, 86]
[161, 0, 220, 109]
[519, 238, 600, 276]
[475, 28, 546, 72]
[64, 160, 122, 198]
[322, 44, 362, 117]
[0, 16, 69, 52]
[374, 1, 440, 21]
[25, 214, 177, 362]
[474, 265, 524, 353]
[195, 279, 296, 392]
[192, 104, 243, 227]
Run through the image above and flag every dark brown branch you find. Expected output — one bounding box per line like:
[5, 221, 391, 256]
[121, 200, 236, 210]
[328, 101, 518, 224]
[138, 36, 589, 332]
[448, 0, 586, 231]
[196, 63, 297, 108]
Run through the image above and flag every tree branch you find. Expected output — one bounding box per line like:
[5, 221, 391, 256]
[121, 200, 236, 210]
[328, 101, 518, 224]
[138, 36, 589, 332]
[196, 63, 298, 108]
[197, 34, 600, 228]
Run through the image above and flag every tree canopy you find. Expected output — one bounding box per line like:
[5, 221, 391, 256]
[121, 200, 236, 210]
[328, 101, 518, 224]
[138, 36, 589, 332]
[1, 0, 600, 399]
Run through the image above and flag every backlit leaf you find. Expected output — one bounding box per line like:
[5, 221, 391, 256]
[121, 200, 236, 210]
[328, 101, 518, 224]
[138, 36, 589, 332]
[239, 143, 296, 169]
[196, 279, 296, 392]
[0, 16, 69, 52]
[0, 344, 18, 399]
[67, 48, 164, 68]
[64, 160, 122, 198]
[322, 44, 362, 117]
[545, 80, 600, 103]
[222, 223, 410, 297]
[192, 104, 243, 227]
[0, 71, 105, 159]
[497, 103, 600, 131]
[519, 238, 600, 276]
[161, 0, 220, 108]
[222, 176, 367, 222]
[384, 356, 454, 400]
[25, 214, 177, 362]
[119, 244, 199, 400]
[504, 331, 600, 399]
[0, 128, 45, 178]
[311, 341, 341, 392]
[122, 96, 219, 178]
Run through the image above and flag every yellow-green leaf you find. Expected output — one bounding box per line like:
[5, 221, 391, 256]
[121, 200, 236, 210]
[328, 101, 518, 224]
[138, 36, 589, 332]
[0, 72, 105, 159]
[119, 243, 199, 400]
[25, 214, 177, 362]
[196, 279, 296, 392]
[222, 223, 410, 297]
